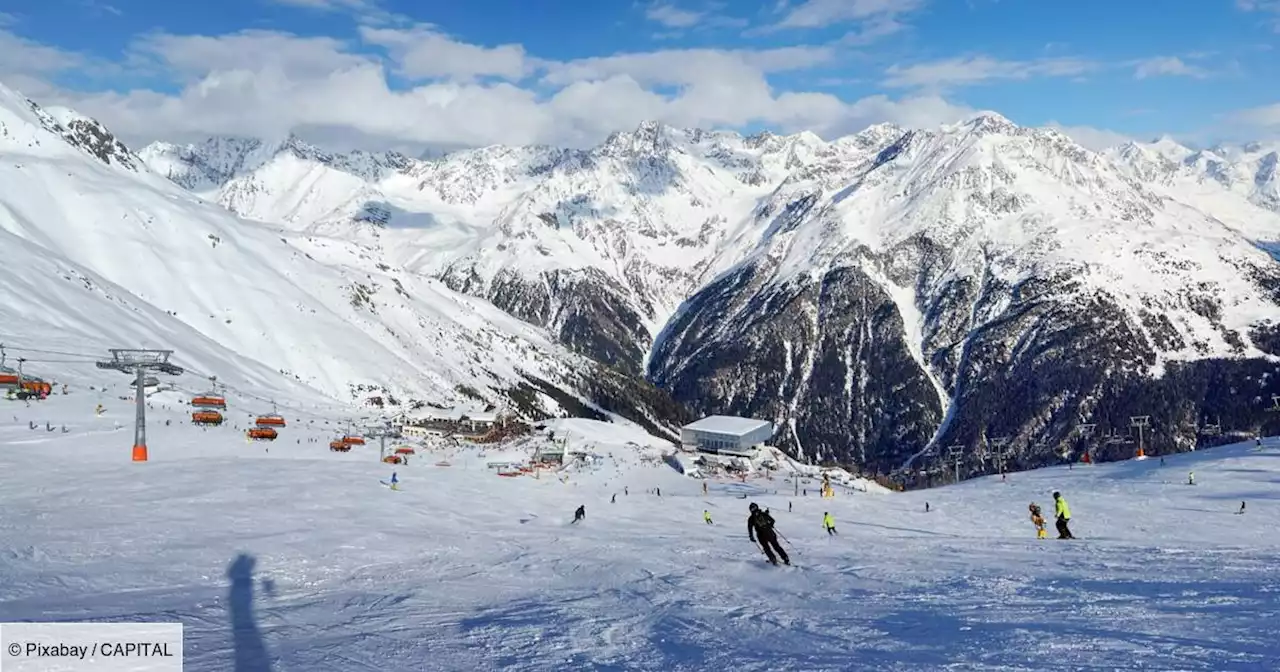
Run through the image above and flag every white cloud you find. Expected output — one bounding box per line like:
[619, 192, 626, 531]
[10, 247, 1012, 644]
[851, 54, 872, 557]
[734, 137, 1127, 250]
[0, 26, 973, 151]
[641, 2, 749, 33]
[266, 0, 376, 11]
[1132, 56, 1209, 80]
[645, 4, 705, 28]
[0, 29, 86, 75]
[774, 0, 925, 29]
[358, 24, 531, 81]
[1045, 122, 1133, 151]
[1236, 0, 1280, 31]
[883, 55, 1095, 89]
[1230, 102, 1280, 129]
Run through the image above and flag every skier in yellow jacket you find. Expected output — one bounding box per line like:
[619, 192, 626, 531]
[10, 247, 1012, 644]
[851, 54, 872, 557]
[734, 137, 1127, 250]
[1053, 491, 1074, 539]
[823, 512, 837, 535]
[704, 510, 713, 525]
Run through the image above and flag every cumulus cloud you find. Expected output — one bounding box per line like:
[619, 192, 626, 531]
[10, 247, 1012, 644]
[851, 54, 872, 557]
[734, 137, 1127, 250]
[0, 25, 975, 151]
[358, 24, 531, 81]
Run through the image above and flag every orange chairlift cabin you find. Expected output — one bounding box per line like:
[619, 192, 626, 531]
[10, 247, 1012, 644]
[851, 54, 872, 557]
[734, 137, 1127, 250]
[0, 346, 50, 398]
[248, 427, 278, 441]
[329, 438, 351, 452]
[191, 377, 226, 425]
[255, 402, 287, 428]
[336, 421, 365, 446]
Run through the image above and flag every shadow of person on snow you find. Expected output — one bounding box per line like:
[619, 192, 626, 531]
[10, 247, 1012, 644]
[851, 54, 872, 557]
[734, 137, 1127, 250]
[228, 553, 273, 672]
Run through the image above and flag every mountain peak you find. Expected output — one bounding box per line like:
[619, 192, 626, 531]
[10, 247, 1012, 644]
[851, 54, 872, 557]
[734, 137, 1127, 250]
[600, 119, 677, 157]
[961, 111, 1019, 134]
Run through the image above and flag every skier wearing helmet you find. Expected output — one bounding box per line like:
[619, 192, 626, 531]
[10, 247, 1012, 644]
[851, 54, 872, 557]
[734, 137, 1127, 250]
[747, 502, 790, 565]
[1052, 491, 1074, 539]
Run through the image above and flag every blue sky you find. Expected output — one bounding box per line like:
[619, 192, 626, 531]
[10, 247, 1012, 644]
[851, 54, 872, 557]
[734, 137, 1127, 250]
[1, 0, 1277, 150]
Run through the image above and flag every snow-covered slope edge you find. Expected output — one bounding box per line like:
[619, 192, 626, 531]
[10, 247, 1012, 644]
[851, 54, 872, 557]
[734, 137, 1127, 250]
[0, 83, 688, 434]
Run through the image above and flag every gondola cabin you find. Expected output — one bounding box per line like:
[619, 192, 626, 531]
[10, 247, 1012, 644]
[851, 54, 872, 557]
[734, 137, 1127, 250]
[256, 414, 287, 428]
[0, 372, 18, 386]
[329, 440, 351, 452]
[342, 436, 365, 446]
[192, 411, 224, 426]
[191, 395, 226, 409]
[247, 427, 277, 441]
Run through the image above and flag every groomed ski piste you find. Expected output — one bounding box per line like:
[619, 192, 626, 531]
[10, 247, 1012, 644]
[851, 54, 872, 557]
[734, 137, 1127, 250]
[2, 388, 1280, 671]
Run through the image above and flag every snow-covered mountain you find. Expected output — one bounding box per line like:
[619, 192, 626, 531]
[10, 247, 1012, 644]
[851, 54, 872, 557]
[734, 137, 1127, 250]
[0, 82, 686, 435]
[1108, 136, 1280, 216]
[137, 111, 1280, 478]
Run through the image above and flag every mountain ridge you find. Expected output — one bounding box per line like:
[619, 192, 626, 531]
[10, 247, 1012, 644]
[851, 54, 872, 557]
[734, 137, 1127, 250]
[9, 78, 1280, 480]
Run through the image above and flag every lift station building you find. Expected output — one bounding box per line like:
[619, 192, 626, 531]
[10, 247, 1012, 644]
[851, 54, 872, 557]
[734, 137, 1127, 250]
[680, 415, 774, 456]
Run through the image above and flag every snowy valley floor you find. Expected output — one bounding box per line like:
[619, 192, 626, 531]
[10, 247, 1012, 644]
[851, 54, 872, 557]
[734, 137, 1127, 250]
[2, 393, 1280, 671]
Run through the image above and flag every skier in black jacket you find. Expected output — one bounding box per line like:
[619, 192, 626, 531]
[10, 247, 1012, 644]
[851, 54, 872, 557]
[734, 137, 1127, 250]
[747, 502, 790, 565]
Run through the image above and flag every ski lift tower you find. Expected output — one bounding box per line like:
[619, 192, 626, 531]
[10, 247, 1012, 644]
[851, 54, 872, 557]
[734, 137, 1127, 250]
[988, 437, 1011, 474]
[946, 444, 964, 484]
[1130, 415, 1151, 459]
[95, 349, 183, 462]
[366, 419, 394, 461]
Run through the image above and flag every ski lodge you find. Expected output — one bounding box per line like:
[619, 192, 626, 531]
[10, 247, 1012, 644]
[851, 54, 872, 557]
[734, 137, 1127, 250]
[680, 415, 774, 456]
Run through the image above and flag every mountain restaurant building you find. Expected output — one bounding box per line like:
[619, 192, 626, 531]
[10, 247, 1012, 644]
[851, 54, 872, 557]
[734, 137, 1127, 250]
[680, 416, 774, 457]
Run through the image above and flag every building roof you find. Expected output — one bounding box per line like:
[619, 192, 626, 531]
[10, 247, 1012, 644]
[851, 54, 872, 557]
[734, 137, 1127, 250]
[682, 415, 772, 436]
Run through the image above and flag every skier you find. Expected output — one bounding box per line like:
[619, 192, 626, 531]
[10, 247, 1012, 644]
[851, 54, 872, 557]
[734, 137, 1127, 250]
[1029, 502, 1047, 539]
[747, 502, 790, 566]
[572, 505, 585, 523]
[1237, 501, 1246, 515]
[788, 501, 792, 513]
[703, 481, 708, 495]
[1052, 491, 1074, 539]
[389, 472, 399, 491]
[704, 510, 713, 525]
[1188, 471, 1195, 486]
[823, 512, 837, 535]
[925, 502, 930, 513]
[611, 493, 617, 504]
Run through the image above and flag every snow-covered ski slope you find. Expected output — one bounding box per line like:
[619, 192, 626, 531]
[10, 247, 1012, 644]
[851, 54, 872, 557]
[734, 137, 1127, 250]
[2, 390, 1279, 670]
[0, 81, 630, 417]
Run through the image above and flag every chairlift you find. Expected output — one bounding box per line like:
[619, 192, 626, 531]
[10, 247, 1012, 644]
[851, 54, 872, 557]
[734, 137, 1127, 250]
[255, 401, 287, 427]
[0, 345, 17, 386]
[329, 439, 351, 452]
[192, 379, 227, 409]
[247, 427, 278, 441]
[192, 410, 224, 426]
